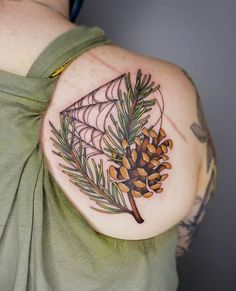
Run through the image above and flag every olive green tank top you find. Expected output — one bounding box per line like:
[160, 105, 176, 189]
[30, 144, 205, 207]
[0, 26, 178, 291]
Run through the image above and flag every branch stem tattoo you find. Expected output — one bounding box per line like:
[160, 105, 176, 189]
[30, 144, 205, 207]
[50, 70, 173, 224]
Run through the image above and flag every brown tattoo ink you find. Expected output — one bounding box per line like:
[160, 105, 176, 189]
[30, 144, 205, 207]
[49, 70, 173, 224]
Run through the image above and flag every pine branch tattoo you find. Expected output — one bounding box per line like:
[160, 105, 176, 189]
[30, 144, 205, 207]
[49, 70, 173, 224]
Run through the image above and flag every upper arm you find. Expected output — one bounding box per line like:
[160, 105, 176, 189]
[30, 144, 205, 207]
[175, 69, 217, 255]
[41, 45, 209, 240]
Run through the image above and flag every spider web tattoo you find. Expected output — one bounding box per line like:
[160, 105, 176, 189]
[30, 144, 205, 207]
[49, 70, 173, 224]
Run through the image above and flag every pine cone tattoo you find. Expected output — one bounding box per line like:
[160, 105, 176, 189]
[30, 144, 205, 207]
[109, 127, 173, 199]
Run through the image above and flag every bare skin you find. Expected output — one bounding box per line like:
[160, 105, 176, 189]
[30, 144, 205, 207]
[0, 1, 217, 250]
[0, 0, 74, 76]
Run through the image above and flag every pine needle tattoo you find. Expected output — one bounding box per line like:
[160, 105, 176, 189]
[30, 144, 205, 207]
[49, 70, 173, 224]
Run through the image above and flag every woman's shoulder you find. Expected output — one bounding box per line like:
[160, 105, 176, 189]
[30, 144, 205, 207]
[41, 43, 210, 240]
[0, 9, 75, 76]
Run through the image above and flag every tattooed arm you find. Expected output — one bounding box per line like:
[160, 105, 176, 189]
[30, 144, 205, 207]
[176, 70, 217, 256]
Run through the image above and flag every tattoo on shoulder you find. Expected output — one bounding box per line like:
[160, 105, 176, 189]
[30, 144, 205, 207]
[182, 69, 216, 172]
[49, 70, 173, 224]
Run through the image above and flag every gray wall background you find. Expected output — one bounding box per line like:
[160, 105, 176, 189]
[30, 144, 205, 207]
[77, 1, 236, 290]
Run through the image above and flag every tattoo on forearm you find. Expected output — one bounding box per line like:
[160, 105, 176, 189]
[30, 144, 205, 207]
[176, 168, 216, 256]
[49, 70, 173, 224]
